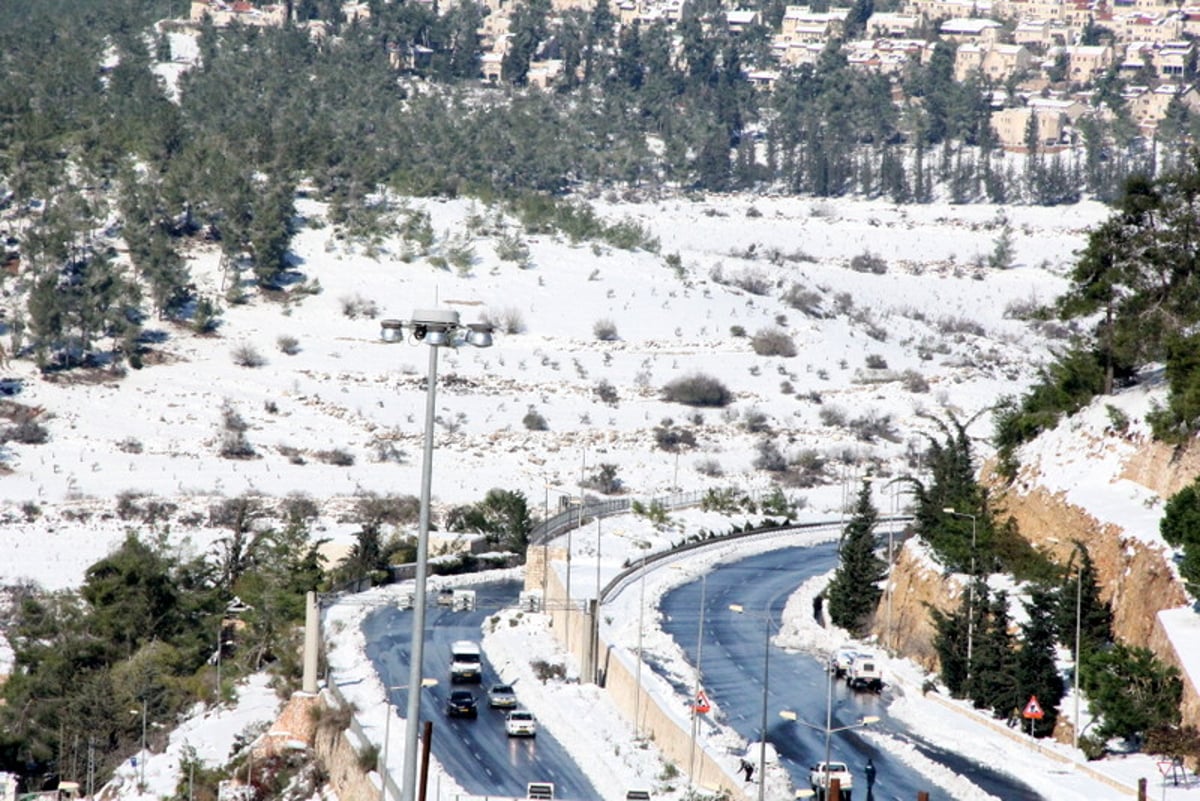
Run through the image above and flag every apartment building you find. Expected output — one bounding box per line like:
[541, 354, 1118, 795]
[955, 42, 1036, 80]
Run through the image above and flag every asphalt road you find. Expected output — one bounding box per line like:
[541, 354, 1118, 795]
[658, 542, 1045, 800]
[362, 579, 600, 801]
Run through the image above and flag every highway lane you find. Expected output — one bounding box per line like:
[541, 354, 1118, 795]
[362, 579, 599, 801]
[658, 543, 1044, 800]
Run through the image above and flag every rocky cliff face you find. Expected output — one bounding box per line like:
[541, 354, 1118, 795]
[875, 428, 1197, 728]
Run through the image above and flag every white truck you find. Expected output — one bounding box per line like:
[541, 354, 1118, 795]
[809, 761, 853, 800]
[450, 639, 483, 683]
[845, 651, 884, 692]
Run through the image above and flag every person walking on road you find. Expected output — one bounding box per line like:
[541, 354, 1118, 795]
[739, 758, 755, 783]
[864, 758, 876, 791]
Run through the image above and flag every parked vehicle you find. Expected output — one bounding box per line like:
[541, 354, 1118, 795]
[846, 651, 884, 692]
[505, 709, 537, 737]
[487, 683, 518, 709]
[809, 761, 853, 800]
[450, 640, 482, 683]
[831, 648, 858, 678]
[446, 690, 478, 718]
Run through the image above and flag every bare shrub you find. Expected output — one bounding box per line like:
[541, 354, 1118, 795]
[751, 329, 797, 357]
[654, 420, 697, 451]
[781, 284, 827, 318]
[221, 402, 248, 432]
[5, 420, 49, 444]
[937, 316, 986, 337]
[695, 458, 724, 477]
[594, 319, 619, 341]
[117, 437, 143, 454]
[1004, 296, 1044, 320]
[848, 411, 900, 443]
[219, 432, 256, 459]
[231, 344, 266, 368]
[742, 409, 770, 433]
[277, 335, 301, 355]
[865, 354, 888, 369]
[484, 306, 526, 335]
[594, 380, 619, 406]
[581, 463, 622, 494]
[902, 370, 930, 393]
[730, 268, 772, 295]
[523, 408, 549, 430]
[849, 251, 888, 274]
[753, 439, 787, 472]
[662, 373, 733, 407]
[354, 493, 421, 527]
[316, 449, 355, 466]
[819, 406, 847, 427]
[340, 294, 380, 319]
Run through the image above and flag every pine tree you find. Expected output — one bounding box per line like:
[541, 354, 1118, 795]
[971, 588, 1019, 716]
[1015, 586, 1064, 737]
[826, 480, 886, 635]
[931, 590, 970, 697]
[1082, 643, 1182, 741]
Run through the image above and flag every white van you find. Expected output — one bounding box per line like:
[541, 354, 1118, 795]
[450, 640, 482, 683]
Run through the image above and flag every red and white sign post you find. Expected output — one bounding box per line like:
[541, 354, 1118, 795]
[1022, 696, 1044, 737]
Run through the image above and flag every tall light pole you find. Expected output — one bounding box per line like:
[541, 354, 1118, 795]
[780, 676, 879, 797]
[545, 485, 578, 650]
[380, 310, 493, 801]
[943, 508, 978, 686]
[688, 572, 707, 789]
[729, 604, 772, 801]
[380, 680, 438, 801]
[1071, 542, 1085, 750]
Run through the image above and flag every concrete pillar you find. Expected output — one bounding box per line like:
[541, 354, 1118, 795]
[303, 590, 319, 694]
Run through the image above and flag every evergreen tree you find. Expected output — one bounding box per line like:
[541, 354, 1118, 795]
[1015, 586, 1064, 737]
[1082, 643, 1182, 742]
[826, 479, 886, 634]
[931, 587, 970, 696]
[971, 588, 1019, 716]
[446, 488, 534, 554]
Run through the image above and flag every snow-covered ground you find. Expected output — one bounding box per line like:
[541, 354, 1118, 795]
[0, 188, 1196, 800]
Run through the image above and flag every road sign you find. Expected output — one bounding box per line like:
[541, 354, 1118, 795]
[694, 690, 711, 714]
[1022, 696, 1044, 719]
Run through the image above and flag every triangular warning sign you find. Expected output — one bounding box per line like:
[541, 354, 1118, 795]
[694, 690, 711, 714]
[1022, 695, 1044, 719]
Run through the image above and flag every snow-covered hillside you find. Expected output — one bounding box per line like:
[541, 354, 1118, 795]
[0, 194, 1108, 592]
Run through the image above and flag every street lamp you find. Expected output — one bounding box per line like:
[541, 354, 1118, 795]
[380, 310, 493, 801]
[779, 683, 879, 800]
[942, 507, 978, 686]
[669, 564, 708, 790]
[616, 532, 652, 737]
[544, 485, 579, 647]
[729, 604, 773, 801]
[380, 680, 438, 801]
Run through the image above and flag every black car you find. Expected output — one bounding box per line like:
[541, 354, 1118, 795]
[446, 690, 478, 718]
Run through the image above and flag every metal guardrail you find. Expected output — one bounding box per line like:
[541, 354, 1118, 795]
[529, 490, 754, 546]
[598, 515, 914, 605]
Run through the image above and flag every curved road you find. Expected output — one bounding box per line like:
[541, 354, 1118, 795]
[360, 538, 1044, 801]
[363, 580, 600, 801]
[658, 542, 1044, 800]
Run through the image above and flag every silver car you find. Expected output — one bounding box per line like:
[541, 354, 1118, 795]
[487, 683, 518, 709]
